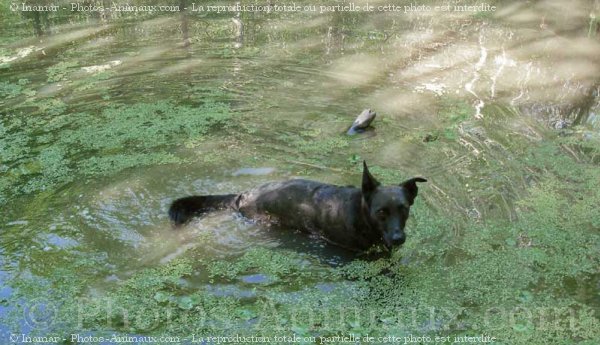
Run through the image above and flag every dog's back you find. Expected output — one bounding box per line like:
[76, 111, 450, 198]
[236, 179, 361, 230]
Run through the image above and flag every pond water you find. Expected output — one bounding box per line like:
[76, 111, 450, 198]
[1, 0, 599, 343]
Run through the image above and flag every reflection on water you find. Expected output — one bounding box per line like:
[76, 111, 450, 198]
[232, 167, 276, 176]
[0, 0, 599, 337]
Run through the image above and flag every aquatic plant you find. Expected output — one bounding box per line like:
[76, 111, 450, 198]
[1, 3, 599, 343]
[46, 61, 79, 83]
[0, 79, 35, 99]
[0, 100, 231, 205]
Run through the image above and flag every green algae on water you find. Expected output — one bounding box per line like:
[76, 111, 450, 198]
[0, 100, 231, 205]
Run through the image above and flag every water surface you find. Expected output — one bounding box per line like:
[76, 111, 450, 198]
[1, 0, 599, 343]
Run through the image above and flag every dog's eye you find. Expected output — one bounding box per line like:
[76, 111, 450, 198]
[376, 209, 387, 218]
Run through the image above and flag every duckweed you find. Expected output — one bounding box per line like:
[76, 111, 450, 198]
[0, 100, 231, 204]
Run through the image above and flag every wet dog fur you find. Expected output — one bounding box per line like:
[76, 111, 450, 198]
[168, 162, 426, 251]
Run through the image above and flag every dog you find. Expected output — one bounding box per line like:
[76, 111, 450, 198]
[168, 162, 426, 251]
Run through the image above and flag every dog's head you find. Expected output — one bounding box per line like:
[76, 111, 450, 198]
[361, 161, 427, 250]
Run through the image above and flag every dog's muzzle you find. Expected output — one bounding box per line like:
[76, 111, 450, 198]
[383, 233, 406, 250]
[392, 233, 406, 246]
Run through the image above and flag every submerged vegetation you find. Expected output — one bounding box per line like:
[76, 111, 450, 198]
[1, 100, 231, 205]
[3, 95, 598, 343]
[1, 0, 599, 344]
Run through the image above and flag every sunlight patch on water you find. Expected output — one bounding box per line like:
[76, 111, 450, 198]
[0, 46, 41, 63]
[371, 88, 438, 122]
[232, 167, 276, 176]
[81, 60, 122, 73]
[328, 54, 385, 87]
[156, 58, 205, 76]
[464, 30, 488, 119]
[414, 80, 447, 96]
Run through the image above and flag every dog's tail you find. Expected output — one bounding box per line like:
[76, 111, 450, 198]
[168, 194, 238, 226]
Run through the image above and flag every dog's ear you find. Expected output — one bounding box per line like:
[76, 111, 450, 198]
[400, 177, 427, 205]
[362, 161, 381, 199]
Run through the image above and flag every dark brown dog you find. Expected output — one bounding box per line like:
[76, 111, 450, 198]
[169, 162, 426, 251]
